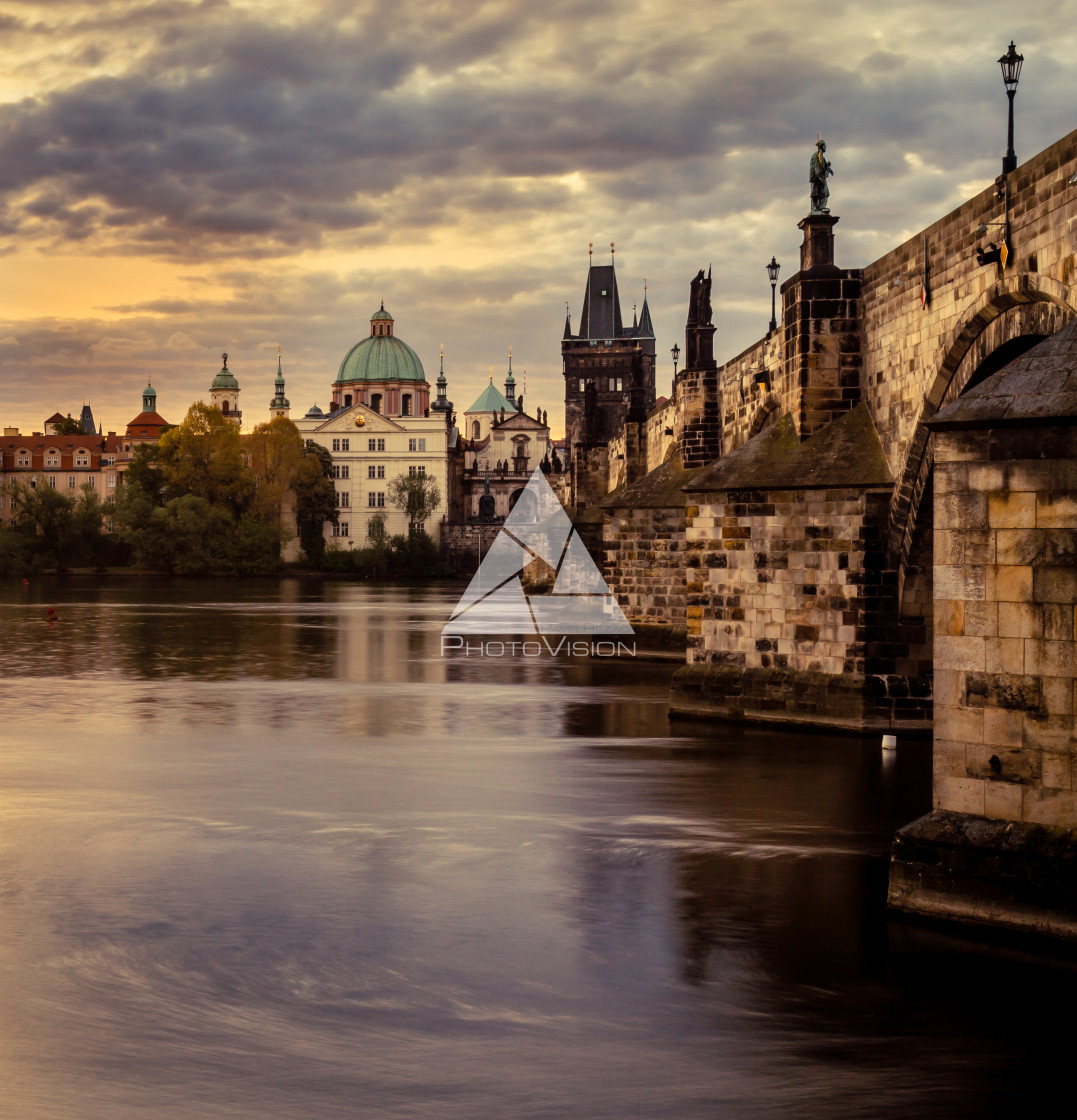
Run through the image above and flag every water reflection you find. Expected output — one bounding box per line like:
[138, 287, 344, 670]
[0, 577, 1070, 1119]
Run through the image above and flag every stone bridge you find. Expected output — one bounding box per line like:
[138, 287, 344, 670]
[591, 128, 1077, 941]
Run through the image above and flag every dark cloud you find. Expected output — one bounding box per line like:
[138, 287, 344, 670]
[2, 0, 1075, 431]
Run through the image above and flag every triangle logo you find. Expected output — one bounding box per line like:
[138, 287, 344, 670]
[443, 467, 634, 636]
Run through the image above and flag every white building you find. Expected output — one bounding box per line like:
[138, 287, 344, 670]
[294, 305, 455, 545]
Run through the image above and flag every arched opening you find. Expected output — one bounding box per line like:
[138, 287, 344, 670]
[964, 333, 1046, 394]
[402, 394, 412, 417]
[508, 488, 533, 519]
[221, 400, 230, 414]
[371, 394, 382, 414]
[472, 419, 480, 439]
[344, 394, 353, 408]
[749, 396, 781, 438]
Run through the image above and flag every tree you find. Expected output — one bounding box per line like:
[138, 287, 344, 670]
[123, 443, 164, 504]
[54, 415, 86, 435]
[387, 472, 441, 535]
[294, 440, 337, 564]
[4, 477, 105, 570]
[248, 416, 303, 522]
[156, 401, 254, 514]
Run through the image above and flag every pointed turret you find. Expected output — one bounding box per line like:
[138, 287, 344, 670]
[504, 347, 516, 404]
[432, 344, 453, 416]
[270, 350, 291, 418]
[563, 309, 573, 339]
[637, 295, 654, 339]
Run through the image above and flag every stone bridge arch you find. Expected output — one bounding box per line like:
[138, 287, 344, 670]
[889, 272, 1077, 582]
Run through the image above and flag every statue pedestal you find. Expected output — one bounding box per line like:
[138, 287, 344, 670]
[798, 213, 839, 272]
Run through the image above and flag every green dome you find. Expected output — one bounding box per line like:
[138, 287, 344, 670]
[371, 307, 393, 322]
[336, 335, 426, 384]
[212, 353, 239, 390]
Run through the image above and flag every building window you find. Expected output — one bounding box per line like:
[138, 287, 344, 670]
[408, 465, 426, 476]
[579, 379, 585, 393]
[376, 439, 385, 451]
[368, 492, 386, 508]
[377, 464, 384, 478]
[368, 439, 376, 451]
[332, 439, 340, 451]
[104, 456, 115, 466]
[68, 476, 76, 488]
[371, 394, 382, 414]
[87, 475, 95, 489]
[613, 377, 623, 392]
[222, 401, 230, 414]
[333, 465, 341, 478]
[46, 452, 59, 467]
[341, 439, 349, 451]
[16, 451, 30, 467]
[340, 465, 349, 479]
[333, 522, 350, 537]
[108, 474, 116, 488]
[472, 420, 480, 439]
[344, 394, 353, 407]
[408, 438, 426, 452]
[402, 394, 412, 417]
[48, 475, 57, 487]
[337, 491, 350, 507]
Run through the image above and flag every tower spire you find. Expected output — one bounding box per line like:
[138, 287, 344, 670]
[505, 344, 516, 403]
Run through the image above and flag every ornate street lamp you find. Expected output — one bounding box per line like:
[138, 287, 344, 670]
[671, 343, 680, 377]
[766, 256, 780, 333]
[999, 41, 1023, 175]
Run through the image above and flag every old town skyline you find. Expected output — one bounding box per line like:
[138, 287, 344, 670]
[1, 0, 1075, 435]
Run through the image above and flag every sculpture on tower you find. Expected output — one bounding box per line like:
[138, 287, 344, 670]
[810, 137, 833, 214]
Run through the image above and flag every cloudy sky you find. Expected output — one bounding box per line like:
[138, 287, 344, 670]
[0, 0, 1073, 436]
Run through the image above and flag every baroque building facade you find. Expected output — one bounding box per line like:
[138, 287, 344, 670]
[294, 305, 454, 544]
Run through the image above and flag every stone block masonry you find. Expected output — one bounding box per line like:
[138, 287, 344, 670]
[888, 320, 1077, 942]
[670, 406, 928, 731]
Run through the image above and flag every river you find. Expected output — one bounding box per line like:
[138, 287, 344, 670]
[0, 577, 1070, 1118]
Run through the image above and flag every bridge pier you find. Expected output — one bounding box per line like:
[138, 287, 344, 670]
[888, 323, 1077, 939]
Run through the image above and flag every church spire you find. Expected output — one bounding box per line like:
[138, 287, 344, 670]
[431, 343, 453, 415]
[269, 348, 290, 418]
[504, 345, 516, 403]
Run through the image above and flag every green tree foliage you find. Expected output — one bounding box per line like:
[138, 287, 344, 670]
[248, 416, 303, 522]
[123, 443, 164, 504]
[3, 477, 106, 570]
[387, 472, 441, 534]
[54, 415, 86, 435]
[149, 495, 237, 576]
[156, 402, 254, 514]
[321, 529, 445, 579]
[294, 440, 337, 564]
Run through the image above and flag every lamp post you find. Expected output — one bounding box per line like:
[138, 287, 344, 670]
[999, 41, 1023, 175]
[766, 256, 780, 333]
[671, 343, 680, 377]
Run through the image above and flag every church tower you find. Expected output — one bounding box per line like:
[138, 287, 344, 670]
[269, 351, 290, 419]
[210, 352, 242, 425]
[561, 245, 656, 470]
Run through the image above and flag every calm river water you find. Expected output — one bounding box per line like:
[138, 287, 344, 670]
[0, 577, 1071, 1118]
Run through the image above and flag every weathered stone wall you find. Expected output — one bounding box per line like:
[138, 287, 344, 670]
[673, 481, 929, 731]
[932, 424, 1077, 826]
[644, 398, 677, 473]
[718, 333, 784, 452]
[440, 523, 502, 575]
[604, 505, 686, 650]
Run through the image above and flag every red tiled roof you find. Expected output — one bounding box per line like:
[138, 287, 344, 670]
[125, 411, 169, 434]
[45, 412, 66, 423]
